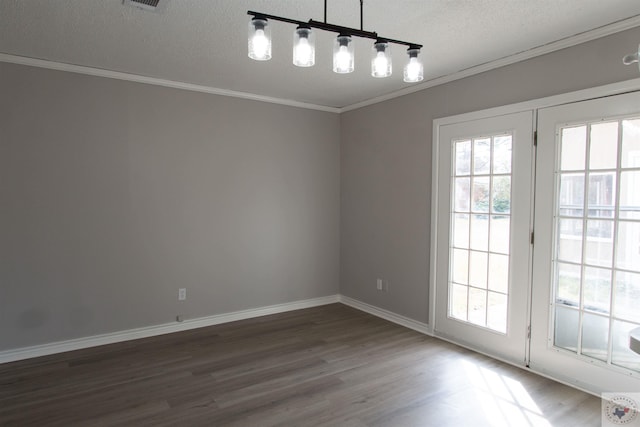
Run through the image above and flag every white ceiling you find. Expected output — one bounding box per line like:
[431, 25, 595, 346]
[1, 0, 640, 109]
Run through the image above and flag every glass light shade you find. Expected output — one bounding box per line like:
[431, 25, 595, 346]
[371, 41, 392, 78]
[248, 17, 271, 61]
[403, 48, 424, 82]
[293, 26, 315, 67]
[333, 35, 354, 74]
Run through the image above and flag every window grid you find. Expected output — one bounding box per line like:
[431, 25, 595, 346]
[553, 117, 640, 372]
[449, 134, 513, 334]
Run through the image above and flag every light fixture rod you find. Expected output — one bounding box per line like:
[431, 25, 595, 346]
[307, 19, 377, 39]
[248, 11, 301, 27]
[324, 0, 361, 29]
[324, 0, 327, 23]
[247, 10, 422, 49]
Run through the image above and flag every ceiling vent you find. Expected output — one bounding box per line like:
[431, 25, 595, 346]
[123, 0, 166, 12]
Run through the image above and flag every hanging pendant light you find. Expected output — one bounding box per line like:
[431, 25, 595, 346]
[248, 16, 272, 61]
[333, 35, 354, 74]
[403, 46, 424, 82]
[293, 25, 315, 67]
[371, 40, 391, 78]
[247, 3, 423, 82]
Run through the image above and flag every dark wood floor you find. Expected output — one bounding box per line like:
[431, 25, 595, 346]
[0, 304, 601, 426]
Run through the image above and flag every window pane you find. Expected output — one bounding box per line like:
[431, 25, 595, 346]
[468, 287, 487, 326]
[492, 176, 511, 214]
[620, 171, 640, 219]
[473, 138, 491, 175]
[581, 313, 609, 361]
[589, 122, 618, 170]
[587, 172, 615, 219]
[453, 214, 470, 249]
[559, 173, 584, 217]
[554, 116, 640, 373]
[470, 215, 489, 251]
[583, 267, 611, 314]
[488, 254, 509, 293]
[471, 177, 490, 213]
[452, 249, 469, 284]
[612, 320, 640, 371]
[493, 136, 512, 174]
[469, 251, 488, 289]
[557, 262, 581, 306]
[455, 140, 472, 175]
[616, 221, 640, 272]
[621, 119, 640, 168]
[489, 216, 510, 254]
[555, 306, 579, 353]
[558, 218, 583, 264]
[561, 126, 586, 171]
[454, 177, 470, 212]
[450, 283, 468, 321]
[450, 131, 514, 335]
[585, 220, 613, 267]
[487, 292, 508, 333]
[614, 271, 640, 323]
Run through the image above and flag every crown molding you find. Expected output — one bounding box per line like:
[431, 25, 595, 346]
[340, 15, 640, 112]
[1, 15, 639, 114]
[0, 53, 341, 114]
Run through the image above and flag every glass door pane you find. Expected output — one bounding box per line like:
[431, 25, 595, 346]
[553, 117, 640, 373]
[434, 110, 533, 366]
[450, 135, 513, 333]
[532, 90, 640, 393]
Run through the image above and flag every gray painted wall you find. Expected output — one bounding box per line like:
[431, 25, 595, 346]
[340, 26, 640, 324]
[2, 25, 639, 353]
[0, 63, 340, 351]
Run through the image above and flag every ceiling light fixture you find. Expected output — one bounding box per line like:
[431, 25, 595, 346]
[247, 0, 423, 82]
[293, 25, 316, 67]
[248, 16, 272, 61]
[371, 39, 392, 78]
[404, 47, 424, 83]
[333, 34, 354, 74]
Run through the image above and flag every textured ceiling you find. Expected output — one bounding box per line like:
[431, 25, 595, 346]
[1, 0, 640, 108]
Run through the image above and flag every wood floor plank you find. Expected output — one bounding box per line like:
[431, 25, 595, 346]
[0, 304, 602, 426]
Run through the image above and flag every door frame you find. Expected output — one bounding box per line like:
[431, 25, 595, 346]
[530, 91, 640, 393]
[429, 77, 640, 391]
[432, 110, 535, 366]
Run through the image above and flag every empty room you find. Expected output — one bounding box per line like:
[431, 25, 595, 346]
[2, 1, 640, 425]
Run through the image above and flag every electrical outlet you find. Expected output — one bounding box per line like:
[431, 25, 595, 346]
[178, 288, 186, 301]
[376, 279, 383, 291]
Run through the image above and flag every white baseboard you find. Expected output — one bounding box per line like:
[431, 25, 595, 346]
[1, 294, 432, 364]
[0, 294, 340, 364]
[339, 295, 433, 336]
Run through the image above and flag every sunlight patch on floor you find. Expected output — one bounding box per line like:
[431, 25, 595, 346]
[462, 359, 551, 427]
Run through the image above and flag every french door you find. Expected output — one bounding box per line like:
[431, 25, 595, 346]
[530, 91, 640, 393]
[433, 111, 534, 365]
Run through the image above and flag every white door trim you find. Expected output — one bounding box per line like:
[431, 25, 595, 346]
[430, 78, 640, 393]
[432, 111, 534, 365]
[431, 78, 640, 326]
[531, 91, 640, 393]
[430, 78, 640, 329]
